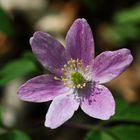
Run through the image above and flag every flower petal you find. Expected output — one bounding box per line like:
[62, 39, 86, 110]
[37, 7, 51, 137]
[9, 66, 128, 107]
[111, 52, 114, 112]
[80, 84, 115, 120]
[92, 48, 133, 83]
[30, 31, 67, 76]
[45, 94, 79, 129]
[17, 75, 73, 103]
[66, 18, 94, 67]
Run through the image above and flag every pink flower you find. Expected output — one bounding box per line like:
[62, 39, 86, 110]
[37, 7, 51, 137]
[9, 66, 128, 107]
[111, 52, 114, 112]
[17, 18, 133, 129]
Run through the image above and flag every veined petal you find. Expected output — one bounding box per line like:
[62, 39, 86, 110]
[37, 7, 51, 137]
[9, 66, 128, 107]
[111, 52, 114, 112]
[80, 84, 115, 120]
[30, 31, 68, 76]
[66, 18, 94, 67]
[45, 94, 79, 129]
[17, 75, 73, 103]
[92, 48, 133, 83]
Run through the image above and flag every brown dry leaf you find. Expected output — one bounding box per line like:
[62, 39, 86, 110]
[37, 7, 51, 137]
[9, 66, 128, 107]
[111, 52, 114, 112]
[0, 0, 47, 12]
[35, 1, 79, 33]
[0, 32, 12, 56]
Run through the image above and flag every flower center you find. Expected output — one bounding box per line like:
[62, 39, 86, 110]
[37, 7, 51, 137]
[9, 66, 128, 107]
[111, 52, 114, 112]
[54, 58, 92, 89]
[71, 72, 85, 85]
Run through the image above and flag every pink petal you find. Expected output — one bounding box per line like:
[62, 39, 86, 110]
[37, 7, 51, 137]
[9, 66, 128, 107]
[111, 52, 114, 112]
[66, 18, 94, 67]
[30, 31, 68, 76]
[17, 75, 73, 103]
[92, 48, 133, 83]
[45, 94, 79, 129]
[80, 84, 115, 120]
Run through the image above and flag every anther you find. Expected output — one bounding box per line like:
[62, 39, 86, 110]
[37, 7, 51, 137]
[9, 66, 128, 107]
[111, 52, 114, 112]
[67, 84, 74, 88]
[68, 61, 71, 65]
[83, 83, 86, 87]
[77, 84, 81, 88]
[61, 68, 64, 71]
[62, 78, 68, 82]
[72, 60, 76, 63]
[64, 64, 67, 68]
[85, 66, 90, 72]
[54, 76, 61, 80]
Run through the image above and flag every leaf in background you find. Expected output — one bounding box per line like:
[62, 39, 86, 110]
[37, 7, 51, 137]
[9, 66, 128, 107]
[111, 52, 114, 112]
[0, 130, 31, 140]
[0, 8, 14, 36]
[0, 57, 38, 86]
[101, 132, 114, 140]
[22, 51, 36, 61]
[84, 129, 115, 140]
[108, 125, 140, 140]
[85, 129, 100, 140]
[104, 24, 140, 46]
[103, 3, 140, 46]
[113, 4, 140, 24]
[110, 98, 140, 122]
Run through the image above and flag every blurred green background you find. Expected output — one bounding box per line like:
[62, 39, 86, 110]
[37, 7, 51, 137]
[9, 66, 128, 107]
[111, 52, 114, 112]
[0, 0, 140, 140]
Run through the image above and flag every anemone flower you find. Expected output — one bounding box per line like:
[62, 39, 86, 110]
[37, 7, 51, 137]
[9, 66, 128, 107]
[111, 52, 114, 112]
[17, 18, 133, 129]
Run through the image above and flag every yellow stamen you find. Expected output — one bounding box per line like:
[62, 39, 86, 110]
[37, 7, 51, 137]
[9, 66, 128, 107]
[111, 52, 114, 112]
[77, 84, 81, 88]
[64, 64, 67, 68]
[83, 83, 86, 87]
[59, 58, 92, 89]
[85, 66, 90, 73]
[54, 76, 61, 80]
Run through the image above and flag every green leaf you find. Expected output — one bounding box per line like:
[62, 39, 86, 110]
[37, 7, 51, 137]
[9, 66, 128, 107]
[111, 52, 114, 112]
[104, 24, 140, 46]
[22, 51, 36, 61]
[0, 57, 37, 86]
[0, 8, 14, 36]
[104, 3, 140, 46]
[0, 130, 31, 140]
[114, 4, 140, 24]
[101, 132, 115, 140]
[110, 98, 140, 122]
[84, 129, 115, 140]
[85, 129, 100, 140]
[109, 125, 140, 140]
[85, 125, 140, 140]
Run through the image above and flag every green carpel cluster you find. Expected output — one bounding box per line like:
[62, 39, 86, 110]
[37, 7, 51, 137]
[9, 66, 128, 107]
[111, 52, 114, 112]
[71, 72, 85, 85]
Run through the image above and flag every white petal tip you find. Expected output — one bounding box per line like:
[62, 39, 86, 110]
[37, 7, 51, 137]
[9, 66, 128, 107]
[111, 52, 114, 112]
[29, 37, 34, 45]
[44, 121, 59, 129]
